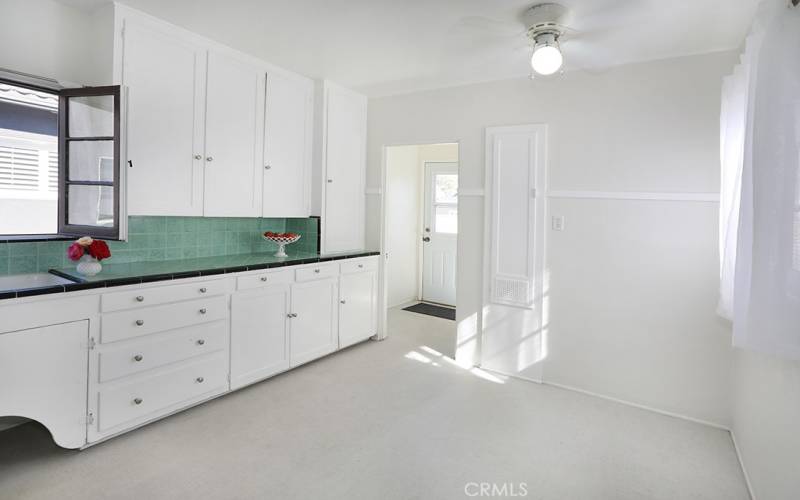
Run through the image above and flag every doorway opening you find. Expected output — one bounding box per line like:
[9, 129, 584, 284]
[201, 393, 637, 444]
[382, 143, 459, 327]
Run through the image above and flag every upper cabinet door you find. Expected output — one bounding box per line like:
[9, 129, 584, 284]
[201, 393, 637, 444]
[123, 20, 206, 216]
[262, 71, 313, 218]
[323, 85, 367, 253]
[203, 51, 263, 217]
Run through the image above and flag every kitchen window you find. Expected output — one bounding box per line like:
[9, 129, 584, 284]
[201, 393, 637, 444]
[0, 78, 121, 240]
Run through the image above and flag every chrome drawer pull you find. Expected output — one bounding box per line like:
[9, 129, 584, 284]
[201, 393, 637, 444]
[197, 339, 205, 346]
[135, 295, 145, 302]
[199, 287, 208, 294]
[135, 320, 144, 326]
[133, 398, 143, 405]
[133, 354, 143, 362]
[260, 276, 268, 282]
[196, 377, 205, 383]
[199, 308, 207, 314]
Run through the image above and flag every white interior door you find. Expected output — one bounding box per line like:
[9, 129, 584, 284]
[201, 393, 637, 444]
[422, 163, 458, 306]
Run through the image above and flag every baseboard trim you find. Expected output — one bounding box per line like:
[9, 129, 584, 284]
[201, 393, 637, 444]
[730, 430, 756, 500]
[542, 380, 730, 431]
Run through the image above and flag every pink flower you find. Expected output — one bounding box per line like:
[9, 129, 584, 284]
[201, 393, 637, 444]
[67, 242, 84, 261]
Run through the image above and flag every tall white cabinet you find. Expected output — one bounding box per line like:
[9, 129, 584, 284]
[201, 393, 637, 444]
[314, 81, 368, 254]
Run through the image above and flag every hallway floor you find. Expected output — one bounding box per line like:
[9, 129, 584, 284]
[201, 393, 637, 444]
[0, 308, 748, 499]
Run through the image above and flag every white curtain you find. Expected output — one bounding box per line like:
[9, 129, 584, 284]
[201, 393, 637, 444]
[719, 0, 800, 359]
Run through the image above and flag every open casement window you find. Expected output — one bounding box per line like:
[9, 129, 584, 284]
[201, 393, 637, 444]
[58, 86, 121, 239]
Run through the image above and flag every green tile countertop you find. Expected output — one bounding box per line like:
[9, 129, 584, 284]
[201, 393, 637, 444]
[49, 250, 380, 288]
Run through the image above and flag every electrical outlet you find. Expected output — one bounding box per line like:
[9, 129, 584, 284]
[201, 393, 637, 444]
[552, 215, 565, 232]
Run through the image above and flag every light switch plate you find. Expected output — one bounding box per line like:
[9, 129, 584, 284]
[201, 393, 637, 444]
[552, 215, 565, 231]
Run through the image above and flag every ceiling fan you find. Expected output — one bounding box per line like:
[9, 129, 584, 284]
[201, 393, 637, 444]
[523, 3, 573, 77]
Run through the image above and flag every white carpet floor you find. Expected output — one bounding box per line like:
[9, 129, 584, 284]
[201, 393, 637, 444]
[0, 307, 749, 500]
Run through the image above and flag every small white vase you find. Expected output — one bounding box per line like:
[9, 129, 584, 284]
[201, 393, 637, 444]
[76, 255, 102, 277]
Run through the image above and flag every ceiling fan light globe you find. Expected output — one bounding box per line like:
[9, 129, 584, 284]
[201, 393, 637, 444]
[530, 44, 563, 76]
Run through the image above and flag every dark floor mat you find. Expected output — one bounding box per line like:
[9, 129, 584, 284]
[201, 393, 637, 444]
[402, 302, 456, 321]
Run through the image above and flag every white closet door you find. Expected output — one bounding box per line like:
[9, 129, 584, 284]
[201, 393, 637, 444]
[203, 51, 263, 217]
[323, 85, 367, 253]
[262, 71, 313, 217]
[123, 20, 206, 216]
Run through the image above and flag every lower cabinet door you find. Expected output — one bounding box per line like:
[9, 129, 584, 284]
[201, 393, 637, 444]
[230, 284, 291, 389]
[289, 278, 338, 366]
[339, 270, 378, 349]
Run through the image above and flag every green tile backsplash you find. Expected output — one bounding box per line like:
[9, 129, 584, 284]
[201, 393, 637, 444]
[0, 216, 319, 275]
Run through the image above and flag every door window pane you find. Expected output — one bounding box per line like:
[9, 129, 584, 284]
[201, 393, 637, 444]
[67, 140, 114, 181]
[67, 185, 114, 227]
[68, 95, 114, 137]
[434, 174, 458, 203]
[434, 205, 458, 234]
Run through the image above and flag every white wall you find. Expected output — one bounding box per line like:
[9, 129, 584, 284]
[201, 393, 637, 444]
[0, 0, 99, 85]
[367, 51, 737, 425]
[731, 349, 800, 499]
[386, 145, 421, 307]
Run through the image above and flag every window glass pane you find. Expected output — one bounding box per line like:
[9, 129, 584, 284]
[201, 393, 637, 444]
[0, 83, 58, 235]
[68, 185, 114, 227]
[68, 140, 113, 182]
[68, 95, 114, 137]
[434, 205, 458, 234]
[434, 174, 458, 203]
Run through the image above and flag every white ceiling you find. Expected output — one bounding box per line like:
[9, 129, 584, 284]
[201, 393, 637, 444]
[58, 0, 759, 97]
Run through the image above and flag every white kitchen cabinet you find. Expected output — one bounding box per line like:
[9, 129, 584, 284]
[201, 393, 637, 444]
[315, 81, 368, 253]
[203, 50, 264, 217]
[290, 277, 339, 366]
[230, 283, 291, 389]
[263, 70, 314, 217]
[0, 321, 89, 449]
[122, 18, 206, 216]
[338, 262, 378, 349]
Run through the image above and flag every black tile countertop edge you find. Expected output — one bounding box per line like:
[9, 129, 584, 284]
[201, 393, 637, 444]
[0, 251, 380, 301]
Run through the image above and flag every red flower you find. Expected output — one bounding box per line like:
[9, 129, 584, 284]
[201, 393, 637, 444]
[67, 242, 84, 261]
[87, 240, 111, 261]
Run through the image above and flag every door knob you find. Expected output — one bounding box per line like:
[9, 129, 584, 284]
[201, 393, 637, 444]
[422, 237, 431, 242]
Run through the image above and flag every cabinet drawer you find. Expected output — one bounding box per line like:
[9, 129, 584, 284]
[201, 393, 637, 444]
[295, 264, 338, 282]
[237, 269, 293, 290]
[340, 257, 378, 274]
[101, 296, 228, 344]
[97, 352, 228, 432]
[101, 279, 227, 312]
[97, 321, 227, 383]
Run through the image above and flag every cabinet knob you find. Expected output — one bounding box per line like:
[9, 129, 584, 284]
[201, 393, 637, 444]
[196, 377, 204, 383]
[135, 319, 144, 326]
[327, 179, 333, 183]
[314, 269, 320, 273]
[260, 276, 268, 282]
[264, 165, 272, 170]
[194, 154, 202, 160]
[135, 295, 144, 302]
[199, 308, 207, 314]
[340, 300, 346, 304]
[199, 287, 207, 294]
[197, 339, 205, 346]
[358, 264, 364, 269]
[133, 398, 143, 405]
[287, 313, 298, 318]
[133, 354, 143, 362]
[206, 156, 213, 162]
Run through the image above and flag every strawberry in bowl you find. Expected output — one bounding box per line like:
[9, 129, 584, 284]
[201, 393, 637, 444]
[262, 231, 301, 258]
